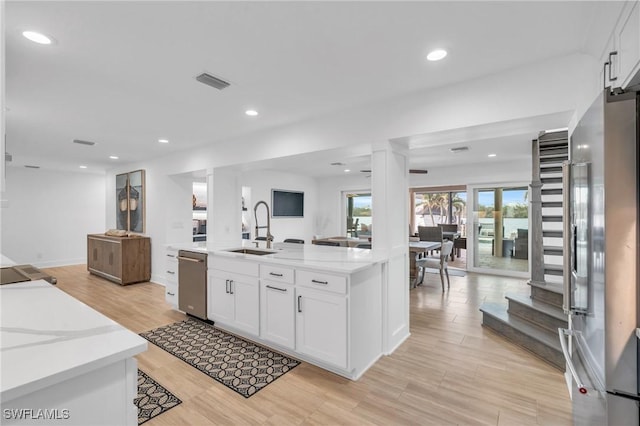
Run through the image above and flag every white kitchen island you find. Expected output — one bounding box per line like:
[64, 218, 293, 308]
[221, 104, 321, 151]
[0, 280, 147, 425]
[206, 243, 389, 380]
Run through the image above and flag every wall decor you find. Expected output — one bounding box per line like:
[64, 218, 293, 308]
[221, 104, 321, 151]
[116, 169, 145, 233]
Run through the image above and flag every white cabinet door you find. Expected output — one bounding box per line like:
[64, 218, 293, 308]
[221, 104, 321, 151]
[260, 282, 295, 349]
[296, 287, 347, 369]
[208, 275, 234, 323]
[617, 1, 640, 88]
[231, 278, 260, 335]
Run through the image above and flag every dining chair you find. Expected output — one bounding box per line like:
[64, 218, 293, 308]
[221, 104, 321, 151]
[313, 240, 341, 246]
[283, 238, 305, 244]
[415, 240, 454, 291]
[417, 226, 442, 255]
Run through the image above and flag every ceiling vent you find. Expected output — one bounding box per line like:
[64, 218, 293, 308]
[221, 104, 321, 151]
[5, 153, 12, 162]
[24, 165, 40, 169]
[73, 139, 96, 146]
[330, 162, 346, 166]
[196, 73, 230, 90]
[450, 146, 469, 153]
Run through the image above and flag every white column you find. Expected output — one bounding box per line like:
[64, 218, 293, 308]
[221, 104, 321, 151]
[207, 167, 242, 250]
[371, 140, 410, 354]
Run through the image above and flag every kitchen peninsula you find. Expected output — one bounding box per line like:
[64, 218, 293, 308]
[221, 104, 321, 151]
[1, 280, 147, 425]
[166, 242, 392, 379]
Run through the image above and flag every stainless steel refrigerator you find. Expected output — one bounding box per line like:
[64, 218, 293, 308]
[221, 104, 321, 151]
[559, 88, 639, 425]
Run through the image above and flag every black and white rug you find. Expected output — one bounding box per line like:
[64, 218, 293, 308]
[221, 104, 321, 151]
[136, 370, 181, 425]
[140, 318, 300, 398]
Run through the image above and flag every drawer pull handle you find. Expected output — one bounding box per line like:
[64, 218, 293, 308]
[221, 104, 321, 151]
[266, 285, 287, 292]
[311, 279, 328, 285]
[167, 271, 175, 274]
[269, 272, 284, 277]
[225, 279, 230, 294]
[177, 256, 203, 263]
[229, 280, 234, 295]
[166, 254, 176, 258]
[297, 295, 302, 313]
[167, 291, 175, 296]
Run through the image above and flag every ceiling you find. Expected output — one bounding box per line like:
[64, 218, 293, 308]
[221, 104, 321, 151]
[4, 1, 605, 175]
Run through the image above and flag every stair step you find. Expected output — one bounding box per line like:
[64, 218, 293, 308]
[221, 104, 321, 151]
[543, 230, 563, 238]
[540, 156, 568, 164]
[529, 281, 564, 307]
[541, 177, 563, 184]
[540, 165, 563, 174]
[542, 215, 563, 222]
[538, 131, 568, 143]
[542, 201, 563, 208]
[543, 246, 563, 255]
[542, 188, 563, 195]
[539, 148, 568, 157]
[480, 303, 564, 370]
[544, 264, 563, 276]
[506, 294, 568, 333]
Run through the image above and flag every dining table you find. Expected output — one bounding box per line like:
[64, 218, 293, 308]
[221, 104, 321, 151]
[409, 240, 441, 287]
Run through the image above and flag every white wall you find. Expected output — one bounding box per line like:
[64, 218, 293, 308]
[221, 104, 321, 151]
[410, 158, 531, 188]
[1, 167, 105, 267]
[241, 169, 318, 244]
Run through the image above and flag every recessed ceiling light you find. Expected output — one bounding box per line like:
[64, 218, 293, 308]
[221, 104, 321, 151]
[79, 165, 87, 169]
[158, 139, 169, 144]
[427, 49, 447, 61]
[22, 31, 52, 45]
[245, 110, 259, 117]
[488, 153, 497, 157]
[344, 169, 351, 173]
[109, 155, 119, 160]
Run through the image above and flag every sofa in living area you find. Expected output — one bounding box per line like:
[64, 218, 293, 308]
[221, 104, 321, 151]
[513, 228, 528, 259]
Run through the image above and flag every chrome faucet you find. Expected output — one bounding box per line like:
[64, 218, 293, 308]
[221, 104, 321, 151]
[253, 201, 274, 249]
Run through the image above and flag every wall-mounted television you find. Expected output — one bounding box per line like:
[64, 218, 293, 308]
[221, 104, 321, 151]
[272, 189, 304, 217]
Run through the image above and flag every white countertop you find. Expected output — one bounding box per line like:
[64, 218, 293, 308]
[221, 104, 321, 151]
[0, 280, 147, 402]
[210, 242, 385, 273]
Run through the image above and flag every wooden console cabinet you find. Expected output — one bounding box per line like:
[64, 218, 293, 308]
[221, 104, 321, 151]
[87, 234, 151, 285]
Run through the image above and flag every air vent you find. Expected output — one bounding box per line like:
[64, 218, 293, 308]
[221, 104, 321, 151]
[330, 162, 346, 166]
[24, 165, 40, 169]
[196, 73, 230, 90]
[73, 139, 96, 146]
[5, 153, 12, 162]
[450, 146, 469, 153]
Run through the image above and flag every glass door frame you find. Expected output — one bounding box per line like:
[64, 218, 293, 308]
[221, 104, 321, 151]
[466, 181, 531, 279]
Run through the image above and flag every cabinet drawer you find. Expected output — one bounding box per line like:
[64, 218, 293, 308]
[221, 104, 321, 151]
[210, 256, 259, 277]
[210, 268, 260, 286]
[260, 264, 295, 284]
[165, 281, 178, 306]
[297, 270, 347, 294]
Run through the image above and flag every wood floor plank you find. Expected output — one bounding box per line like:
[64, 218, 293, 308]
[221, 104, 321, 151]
[41, 264, 572, 425]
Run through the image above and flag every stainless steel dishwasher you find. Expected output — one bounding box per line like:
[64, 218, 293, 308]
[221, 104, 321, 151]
[177, 250, 208, 320]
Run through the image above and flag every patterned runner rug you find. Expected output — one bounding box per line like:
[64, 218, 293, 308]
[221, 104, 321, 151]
[136, 370, 181, 425]
[140, 318, 300, 398]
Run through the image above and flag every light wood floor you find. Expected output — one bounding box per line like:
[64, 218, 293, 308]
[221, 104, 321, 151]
[43, 265, 572, 425]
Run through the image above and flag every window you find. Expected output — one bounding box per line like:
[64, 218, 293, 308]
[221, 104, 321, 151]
[345, 193, 371, 237]
[412, 189, 467, 236]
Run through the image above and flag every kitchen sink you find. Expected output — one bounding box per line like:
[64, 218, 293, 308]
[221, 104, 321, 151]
[226, 248, 277, 256]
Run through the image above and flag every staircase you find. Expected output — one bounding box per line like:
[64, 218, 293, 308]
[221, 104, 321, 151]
[480, 130, 568, 370]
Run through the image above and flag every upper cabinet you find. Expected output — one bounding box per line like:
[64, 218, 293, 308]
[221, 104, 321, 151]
[604, 1, 640, 90]
[617, 1, 640, 88]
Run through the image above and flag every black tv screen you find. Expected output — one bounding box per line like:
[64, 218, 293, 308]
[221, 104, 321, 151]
[272, 189, 304, 217]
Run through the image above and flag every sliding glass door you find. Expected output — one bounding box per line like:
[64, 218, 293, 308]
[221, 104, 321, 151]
[472, 186, 528, 273]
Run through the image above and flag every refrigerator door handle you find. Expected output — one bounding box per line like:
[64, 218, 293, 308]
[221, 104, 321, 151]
[606, 389, 640, 402]
[562, 161, 572, 314]
[558, 328, 588, 394]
